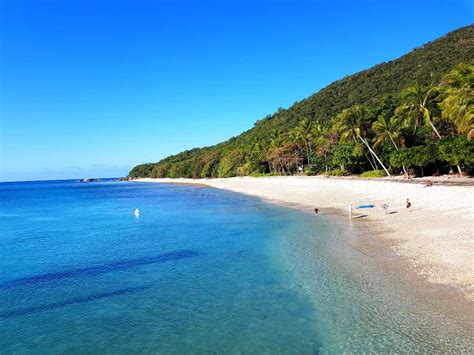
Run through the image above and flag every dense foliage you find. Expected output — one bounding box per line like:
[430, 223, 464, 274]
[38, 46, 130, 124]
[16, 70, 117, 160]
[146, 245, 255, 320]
[130, 25, 474, 179]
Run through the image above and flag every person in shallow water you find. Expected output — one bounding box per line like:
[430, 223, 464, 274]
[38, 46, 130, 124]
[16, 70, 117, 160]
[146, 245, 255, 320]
[314, 208, 319, 215]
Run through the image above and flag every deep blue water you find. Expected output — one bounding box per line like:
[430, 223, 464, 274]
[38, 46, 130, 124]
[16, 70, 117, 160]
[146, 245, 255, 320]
[0, 180, 472, 353]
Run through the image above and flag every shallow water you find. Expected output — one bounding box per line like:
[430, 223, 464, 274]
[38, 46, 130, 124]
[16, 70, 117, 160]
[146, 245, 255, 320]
[0, 180, 472, 353]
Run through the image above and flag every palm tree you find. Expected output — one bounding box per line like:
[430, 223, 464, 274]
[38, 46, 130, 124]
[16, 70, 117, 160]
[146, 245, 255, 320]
[440, 88, 474, 136]
[267, 130, 284, 173]
[441, 63, 474, 89]
[335, 105, 391, 176]
[440, 64, 474, 140]
[372, 114, 408, 176]
[396, 85, 442, 139]
[372, 114, 406, 149]
[313, 121, 336, 173]
[290, 118, 315, 166]
[439, 88, 473, 175]
[438, 64, 474, 174]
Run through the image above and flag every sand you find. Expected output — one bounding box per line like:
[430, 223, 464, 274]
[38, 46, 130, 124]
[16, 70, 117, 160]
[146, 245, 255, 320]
[136, 176, 474, 300]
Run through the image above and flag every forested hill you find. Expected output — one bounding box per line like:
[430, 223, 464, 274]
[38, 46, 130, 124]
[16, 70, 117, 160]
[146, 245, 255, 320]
[130, 25, 474, 179]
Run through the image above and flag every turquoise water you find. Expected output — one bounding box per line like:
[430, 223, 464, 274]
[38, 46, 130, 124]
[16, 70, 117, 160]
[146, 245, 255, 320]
[0, 180, 472, 353]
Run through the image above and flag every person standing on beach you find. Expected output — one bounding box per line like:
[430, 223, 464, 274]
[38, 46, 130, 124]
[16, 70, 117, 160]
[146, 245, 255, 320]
[406, 199, 412, 211]
[348, 204, 353, 217]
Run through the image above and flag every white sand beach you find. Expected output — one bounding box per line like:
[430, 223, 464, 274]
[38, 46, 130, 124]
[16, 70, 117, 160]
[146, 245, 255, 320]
[137, 176, 474, 300]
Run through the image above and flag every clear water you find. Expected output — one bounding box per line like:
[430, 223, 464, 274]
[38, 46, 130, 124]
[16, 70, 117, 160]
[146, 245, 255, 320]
[0, 180, 472, 353]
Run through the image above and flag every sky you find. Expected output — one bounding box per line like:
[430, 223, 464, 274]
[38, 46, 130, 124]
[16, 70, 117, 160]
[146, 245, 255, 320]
[0, 0, 472, 181]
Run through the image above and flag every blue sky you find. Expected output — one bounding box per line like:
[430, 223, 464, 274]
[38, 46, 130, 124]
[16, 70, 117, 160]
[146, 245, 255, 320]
[1, 0, 472, 181]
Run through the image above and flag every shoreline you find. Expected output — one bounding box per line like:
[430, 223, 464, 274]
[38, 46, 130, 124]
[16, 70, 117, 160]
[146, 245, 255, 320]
[135, 176, 474, 302]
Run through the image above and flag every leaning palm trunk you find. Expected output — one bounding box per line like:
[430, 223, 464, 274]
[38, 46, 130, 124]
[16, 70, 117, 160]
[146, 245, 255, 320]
[365, 153, 377, 170]
[353, 135, 377, 171]
[402, 164, 408, 177]
[359, 136, 391, 177]
[429, 121, 442, 139]
[370, 153, 379, 169]
[422, 107, 442, 139]
[388, 134, 408, 177]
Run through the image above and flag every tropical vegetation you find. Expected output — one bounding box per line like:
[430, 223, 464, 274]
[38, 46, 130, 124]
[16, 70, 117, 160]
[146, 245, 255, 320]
[129, 26, 474, 179]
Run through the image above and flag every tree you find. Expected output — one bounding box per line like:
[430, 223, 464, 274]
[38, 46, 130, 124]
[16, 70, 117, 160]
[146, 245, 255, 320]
[396, 85, 442, 138]
[438, 137, 474, 174]
[372, 114, 408, 175]
[200, 153, 220, 178]
[441, 63, 474, 89]
[411, 145, 438, 177]
[167, 162, 190, 178]
[151, 162, 171, 178]
[267, 144, 302, 175]
[439, 88, 474, 136]
[335, 105, 391, 176]
[390, 145, 438, 177]
[217, 150, 246, 177]
[439, 64, 474, 141]
[289, 118, 316, 166]
[438, 64, 474, 172]
[331, 142, 358, 172]
[314, 121, 337, 173]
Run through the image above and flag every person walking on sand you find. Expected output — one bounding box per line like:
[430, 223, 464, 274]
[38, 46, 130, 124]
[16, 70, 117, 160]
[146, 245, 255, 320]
[348, 204, 353, 215]
[382, 203, 389, 215]
[406, 198, 412, 211]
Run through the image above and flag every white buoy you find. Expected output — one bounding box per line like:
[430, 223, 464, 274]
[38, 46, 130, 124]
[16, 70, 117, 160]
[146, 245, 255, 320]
[134, 208, 140, 217]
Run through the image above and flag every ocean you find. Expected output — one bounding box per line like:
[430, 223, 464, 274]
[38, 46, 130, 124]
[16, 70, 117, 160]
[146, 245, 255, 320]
[0, 180, 471, 353]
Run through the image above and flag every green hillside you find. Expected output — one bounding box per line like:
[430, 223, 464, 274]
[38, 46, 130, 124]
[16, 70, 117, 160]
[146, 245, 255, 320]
[130, 25, 474, 179]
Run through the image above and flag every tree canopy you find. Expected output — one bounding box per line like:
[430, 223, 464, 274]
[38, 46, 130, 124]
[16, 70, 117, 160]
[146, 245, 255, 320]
[129, 25, 474, 179]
